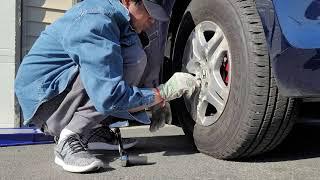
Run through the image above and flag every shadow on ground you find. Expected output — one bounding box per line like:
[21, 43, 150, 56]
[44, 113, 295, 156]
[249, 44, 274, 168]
[127, 124, 320, 163]
[130, 135, 198, 156]
[92, 134, 198, 169]
[92, 123, 320, 166]
[245, 124, 320, 162]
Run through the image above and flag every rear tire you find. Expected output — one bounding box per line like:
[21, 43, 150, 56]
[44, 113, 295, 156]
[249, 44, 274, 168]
[172, 0, 299, 159]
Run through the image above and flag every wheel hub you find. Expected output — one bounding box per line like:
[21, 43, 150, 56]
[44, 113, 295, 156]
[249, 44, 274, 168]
[181, 21, 231, 126]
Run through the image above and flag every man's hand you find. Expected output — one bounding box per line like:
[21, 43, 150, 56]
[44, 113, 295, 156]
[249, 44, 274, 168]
[149, 102, 172, 132]
[157, 72, 200, 102]
[149, 72, 199, 132]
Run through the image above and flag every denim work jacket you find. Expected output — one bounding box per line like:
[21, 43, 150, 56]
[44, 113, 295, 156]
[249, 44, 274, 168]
[14, 0, 155, 125]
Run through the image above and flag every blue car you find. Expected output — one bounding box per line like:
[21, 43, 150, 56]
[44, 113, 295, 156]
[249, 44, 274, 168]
[163, 0, 320, 159]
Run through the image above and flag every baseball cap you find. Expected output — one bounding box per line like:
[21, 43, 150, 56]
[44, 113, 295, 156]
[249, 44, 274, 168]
[142, 0, 170, 22]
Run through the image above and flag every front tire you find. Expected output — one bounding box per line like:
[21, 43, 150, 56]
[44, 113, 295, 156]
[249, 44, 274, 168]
[172, 0, 298, 159]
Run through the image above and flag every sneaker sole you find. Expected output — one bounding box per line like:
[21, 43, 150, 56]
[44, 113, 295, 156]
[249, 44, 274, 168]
[87, 140, 138, 151]
[54, 156, 103, 173]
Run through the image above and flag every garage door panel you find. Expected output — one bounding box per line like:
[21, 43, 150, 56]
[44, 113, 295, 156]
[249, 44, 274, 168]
[23, 36, 38, 50]
[25, 22, 49, 37]
[24, 0, 73, 11]
[22, 0, 77, 56]
[24, 7, 65, 24]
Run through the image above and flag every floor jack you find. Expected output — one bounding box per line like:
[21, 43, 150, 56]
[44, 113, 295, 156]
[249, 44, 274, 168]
[110, 121, 148, 167]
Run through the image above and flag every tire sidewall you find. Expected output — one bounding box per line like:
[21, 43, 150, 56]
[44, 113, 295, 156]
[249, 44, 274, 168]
[176, 0, 256, 157]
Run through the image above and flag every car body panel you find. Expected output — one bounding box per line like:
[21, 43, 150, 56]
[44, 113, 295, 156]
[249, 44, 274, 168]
[255, 0, 320, 97]
[273, 0, 320, 49]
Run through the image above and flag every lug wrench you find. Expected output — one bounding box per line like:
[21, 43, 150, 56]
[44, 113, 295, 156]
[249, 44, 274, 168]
[114, 127, 148, 167]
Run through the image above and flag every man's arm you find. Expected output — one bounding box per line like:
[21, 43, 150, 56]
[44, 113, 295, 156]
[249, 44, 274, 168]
[128, 88, 163, 112]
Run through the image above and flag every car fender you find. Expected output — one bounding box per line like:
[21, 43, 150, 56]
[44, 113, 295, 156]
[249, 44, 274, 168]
[255, 0, 320, 97]
[273, 0, 320, 49]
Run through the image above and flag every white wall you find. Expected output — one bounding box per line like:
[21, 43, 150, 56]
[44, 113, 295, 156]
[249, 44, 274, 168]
[22, 0, 74, 56]
[0, 0, 77, 128]
[0, 1, 19, 127]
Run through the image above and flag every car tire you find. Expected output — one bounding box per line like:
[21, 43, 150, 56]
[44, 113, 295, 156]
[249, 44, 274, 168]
[172, 0, 299, 159]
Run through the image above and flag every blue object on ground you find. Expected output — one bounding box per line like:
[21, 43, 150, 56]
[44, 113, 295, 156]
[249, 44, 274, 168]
[0, 128, 54, 147]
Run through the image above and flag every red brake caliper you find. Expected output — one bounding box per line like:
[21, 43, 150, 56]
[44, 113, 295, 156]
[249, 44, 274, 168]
[223, 56, 229, 85]
[224, 62, 229, 85]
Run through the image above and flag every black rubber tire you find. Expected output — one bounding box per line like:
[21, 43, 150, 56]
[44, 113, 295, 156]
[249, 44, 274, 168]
[172, 0, 299, 159]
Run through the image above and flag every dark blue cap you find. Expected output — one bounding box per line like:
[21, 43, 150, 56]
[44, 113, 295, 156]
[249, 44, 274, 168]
[142, 0, 170, 21]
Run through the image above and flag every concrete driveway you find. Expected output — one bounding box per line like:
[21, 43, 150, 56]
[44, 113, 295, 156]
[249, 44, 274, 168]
[1, 124, 320, 180]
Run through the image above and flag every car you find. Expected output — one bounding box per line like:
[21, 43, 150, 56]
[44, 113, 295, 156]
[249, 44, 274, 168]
[162, 0, 320, 159]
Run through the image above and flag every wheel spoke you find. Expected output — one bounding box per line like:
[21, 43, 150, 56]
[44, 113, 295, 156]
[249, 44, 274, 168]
[208, 70, 229, 101]
[206, 28, 224, 58]
[184, 60, 202, 74]
[182, 32, 203, 74]
[204, 91, 225, 114]
[195, 24, 208, 48]
[196, 99, 207, 123]
[208, 38, 228, 68]
[193, 26, 208, 61]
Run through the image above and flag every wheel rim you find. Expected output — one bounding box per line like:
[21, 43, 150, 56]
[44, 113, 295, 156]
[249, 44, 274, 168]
[182, 21, 231, 126]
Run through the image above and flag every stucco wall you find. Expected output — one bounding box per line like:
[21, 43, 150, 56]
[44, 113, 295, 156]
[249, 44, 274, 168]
[0, 0, 78, 128]
[0, 1, 19, 127]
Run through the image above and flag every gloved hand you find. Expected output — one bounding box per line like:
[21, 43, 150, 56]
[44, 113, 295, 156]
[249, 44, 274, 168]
[149, 102, 172, 132]
[157, 72, 200, 102]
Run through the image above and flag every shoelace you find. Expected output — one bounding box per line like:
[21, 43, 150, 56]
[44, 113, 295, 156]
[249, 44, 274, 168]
[62, 134, 88, 154]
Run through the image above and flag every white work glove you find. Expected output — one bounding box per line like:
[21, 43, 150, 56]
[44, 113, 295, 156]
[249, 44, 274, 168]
[157, 72, 200, 102]
[149, 72, 199, 132]
[149, 102, 172, 132]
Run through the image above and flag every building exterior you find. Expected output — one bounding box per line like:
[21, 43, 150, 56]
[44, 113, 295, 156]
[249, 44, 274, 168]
[0, 0, 78, 128]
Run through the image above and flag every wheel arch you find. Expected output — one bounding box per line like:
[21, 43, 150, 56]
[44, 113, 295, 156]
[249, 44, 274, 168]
[165, 0, 192, 75]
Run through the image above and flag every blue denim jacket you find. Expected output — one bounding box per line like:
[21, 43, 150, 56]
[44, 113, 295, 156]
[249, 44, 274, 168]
[14, 0, 155, 125]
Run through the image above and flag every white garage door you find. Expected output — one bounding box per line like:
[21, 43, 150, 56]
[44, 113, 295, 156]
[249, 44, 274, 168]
[22, 0, 78, 56]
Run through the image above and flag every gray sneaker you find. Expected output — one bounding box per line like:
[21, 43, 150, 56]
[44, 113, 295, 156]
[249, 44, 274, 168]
[54, 134, 104, 173]
[86, 126, 138, 151]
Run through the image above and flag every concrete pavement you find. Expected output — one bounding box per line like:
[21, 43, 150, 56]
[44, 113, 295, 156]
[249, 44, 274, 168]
[1, 125, 320, 180]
